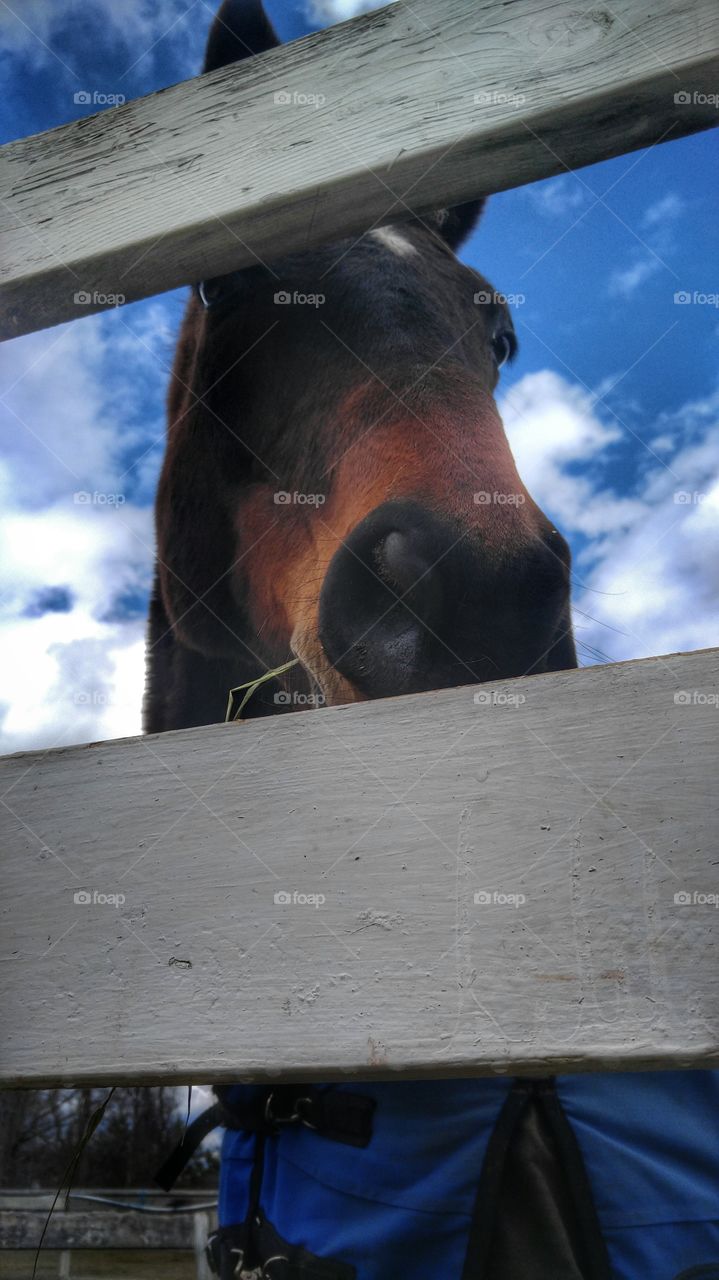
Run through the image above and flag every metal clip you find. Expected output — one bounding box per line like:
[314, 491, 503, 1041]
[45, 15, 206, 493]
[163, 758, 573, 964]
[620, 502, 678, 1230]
[265, 1091, 317, 1130]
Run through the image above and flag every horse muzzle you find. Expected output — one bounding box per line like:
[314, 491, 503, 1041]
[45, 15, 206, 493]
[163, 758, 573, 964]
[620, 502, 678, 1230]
[316, 499, 573, 701]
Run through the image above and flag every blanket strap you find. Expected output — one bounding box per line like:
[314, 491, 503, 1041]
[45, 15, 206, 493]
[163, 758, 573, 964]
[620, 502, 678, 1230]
[155, 1086, 375, 1192]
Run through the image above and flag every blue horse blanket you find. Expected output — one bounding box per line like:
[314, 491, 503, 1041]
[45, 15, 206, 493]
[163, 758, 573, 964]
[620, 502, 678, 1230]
[209, 1071, 719, 1278]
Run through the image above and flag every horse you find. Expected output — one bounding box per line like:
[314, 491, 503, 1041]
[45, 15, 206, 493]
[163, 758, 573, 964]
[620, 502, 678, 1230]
[142, 3, 628, 1277]
[145, 6, 719, 1278]
[143, 2, 577, 737]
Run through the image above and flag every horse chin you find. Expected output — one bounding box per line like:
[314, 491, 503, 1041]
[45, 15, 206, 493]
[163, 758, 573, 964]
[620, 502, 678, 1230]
[290, 622, 366, 709]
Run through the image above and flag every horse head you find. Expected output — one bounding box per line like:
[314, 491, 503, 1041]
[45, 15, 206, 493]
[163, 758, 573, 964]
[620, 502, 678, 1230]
[145, 0, 576, 729]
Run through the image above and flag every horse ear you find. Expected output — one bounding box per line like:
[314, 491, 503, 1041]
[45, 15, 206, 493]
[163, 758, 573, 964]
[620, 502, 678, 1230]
[427, 199, 486, 251]
[203, 0, 279, 73]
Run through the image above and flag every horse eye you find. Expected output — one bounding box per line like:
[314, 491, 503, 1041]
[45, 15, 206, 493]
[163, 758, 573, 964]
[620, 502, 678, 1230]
[196, 277, 226, 308]
[491, 331, 515, 369]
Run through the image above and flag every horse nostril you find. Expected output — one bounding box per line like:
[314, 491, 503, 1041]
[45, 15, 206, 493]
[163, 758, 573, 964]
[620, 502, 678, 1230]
[374, 529, 443, 623]
[319, 500, 450, 698]
[318, 500, 574, 700]
[377, 530, 414, 588]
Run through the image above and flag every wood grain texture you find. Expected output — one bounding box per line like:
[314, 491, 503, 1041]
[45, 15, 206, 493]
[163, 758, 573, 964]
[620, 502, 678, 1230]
[1, 0, 717, 337]
[1, 650, 717, 1086]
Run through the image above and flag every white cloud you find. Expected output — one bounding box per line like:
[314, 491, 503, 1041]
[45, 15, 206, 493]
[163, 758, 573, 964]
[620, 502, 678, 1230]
[605, 193, 684, 298]
[0, 308, 170, 754]
[525, 175, 587, 218]
[0, 0, 198, 73]
[1, 302, 717, 755]
[648, 432, 676, 453]
[502, 373, 719, 666]
[305, 0, 391, 20]
[607, 254, 662, 298]
[0, 496, 152, 753]
[501, 371, 643, 539]
[0, 308, 168, 508]
[643, 193, 685, 228]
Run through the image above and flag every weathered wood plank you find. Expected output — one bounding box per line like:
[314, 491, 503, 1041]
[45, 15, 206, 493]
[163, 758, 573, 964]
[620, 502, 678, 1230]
[0, 650, 717, 1086]
[0, 1208, 209, 1249]
[1, 0, 717, 338]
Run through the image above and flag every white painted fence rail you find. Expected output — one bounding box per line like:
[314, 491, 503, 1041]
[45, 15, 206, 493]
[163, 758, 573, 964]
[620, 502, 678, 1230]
[1, 0, 718, 338]
[1, 649, 717, 1088]
[0, 1208, 211, 1250]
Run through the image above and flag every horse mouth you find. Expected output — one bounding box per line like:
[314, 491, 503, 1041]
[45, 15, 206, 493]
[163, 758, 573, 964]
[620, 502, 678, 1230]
[290, 622, 366, 708]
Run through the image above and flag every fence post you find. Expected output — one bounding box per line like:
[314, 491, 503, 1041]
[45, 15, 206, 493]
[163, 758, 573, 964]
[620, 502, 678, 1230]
[193, 1211, 211, 1280]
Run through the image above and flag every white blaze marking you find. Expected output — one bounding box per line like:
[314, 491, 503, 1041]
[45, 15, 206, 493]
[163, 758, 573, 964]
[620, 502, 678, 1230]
[370, 227, 417, 258]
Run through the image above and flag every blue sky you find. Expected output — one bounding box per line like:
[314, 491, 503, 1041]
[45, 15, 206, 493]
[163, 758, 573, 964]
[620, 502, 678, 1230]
[0, 0, 717, 752]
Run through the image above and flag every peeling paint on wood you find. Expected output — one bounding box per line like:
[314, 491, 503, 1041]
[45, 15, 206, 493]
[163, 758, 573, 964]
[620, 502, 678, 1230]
[0, 650, 717, 1086]
[1, 0, 717, 337]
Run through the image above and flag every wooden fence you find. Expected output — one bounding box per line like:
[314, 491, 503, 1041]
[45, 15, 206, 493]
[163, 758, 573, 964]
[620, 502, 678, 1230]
[0, 0, 717, 1094]
[1, 650, 717, 1086]
[0, 1191, 214, 1277]
[1, 0, 718, 337]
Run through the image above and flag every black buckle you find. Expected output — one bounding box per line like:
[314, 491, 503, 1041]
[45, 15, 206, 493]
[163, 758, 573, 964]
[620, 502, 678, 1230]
[157, 1087, 375, 1194]
[206, 1229, 246, 1277]
[263, 1088, 374, 1148]
[262, 1254, 291, 1278]
[265, 1091, 317, 1131]
[207, 1217, 355, 1279]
